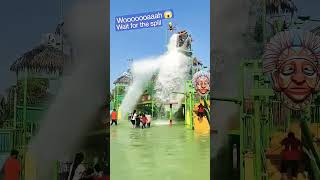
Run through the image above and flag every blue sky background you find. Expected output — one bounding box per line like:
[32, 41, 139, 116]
[293, 0, 320, 31]
[110, 0, 210, 88]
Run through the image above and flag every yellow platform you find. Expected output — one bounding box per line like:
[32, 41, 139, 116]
[193, 100, 210, 134]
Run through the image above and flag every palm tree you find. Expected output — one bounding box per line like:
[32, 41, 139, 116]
[266, 0, 297, 17]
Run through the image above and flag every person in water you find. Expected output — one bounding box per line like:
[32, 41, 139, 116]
[110, 109, 117, 126]
[128, 113, 132, 122]
[197, 103, 205, 122]
[92, 164, 103, 180]
[146, 115, 151, 128]
[68, 152, 86, 180]
[135, 113, 141, 128]
[140, 114, 148, 129]
[280, 132, 302, 180]
[130, 110, 137, 128]
[1, 149, 20, 180]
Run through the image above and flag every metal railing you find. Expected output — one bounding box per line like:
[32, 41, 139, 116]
[243, 114, 255, 152]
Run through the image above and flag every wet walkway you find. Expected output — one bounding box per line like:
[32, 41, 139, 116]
[110, 120, 210, 180]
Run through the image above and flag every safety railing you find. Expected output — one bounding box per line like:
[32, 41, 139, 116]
[243, 114, 255, 152]
[260, 143, 269, 180]
[0, 119, 15, 129]
[270, 100, 288, 132]
[0, 131, 12, 152]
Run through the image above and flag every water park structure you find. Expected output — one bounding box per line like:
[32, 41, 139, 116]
[211, 1, 320, 179]
[110, 22, 211, 180]
[110, 29, 210, 133]
[214, 53, 320, 180]
[0, 22, 108, 180]
[213, 29, 320, 180]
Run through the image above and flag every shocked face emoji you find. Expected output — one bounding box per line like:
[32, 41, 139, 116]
[164, 10, 173, 19]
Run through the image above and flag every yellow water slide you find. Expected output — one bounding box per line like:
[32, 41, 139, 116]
[193, 100, 210, 134]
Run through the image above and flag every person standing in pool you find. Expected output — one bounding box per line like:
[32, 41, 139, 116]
[140, 114, 148, 129]
[1, 149, 20, 180]
[110, 109, 117, 126]
[135, 113, 141, 128]
[146, 115, 151, 128]
[130, 110, 137, 128]
[280, 132, 302, 180]
[197, 103, 205, 122]
[68, 152, 86, 180]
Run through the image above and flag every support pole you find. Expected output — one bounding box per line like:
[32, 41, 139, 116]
[13, 86, 17, 130]
[53, 161, 58, 180]
[254, 99, 262, 180]
[184, 83, 187, 126]
[239, 62, 245, 180]
[262, 0, 266, 45]
[190, 90, 194, 129]
[22, 70, 28, 180]
[151, 99, 154, 118]
[170, 106, 172, 120]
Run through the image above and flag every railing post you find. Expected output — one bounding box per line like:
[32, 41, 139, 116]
[21, 70, 28, 180]
[53, 160, 59, 180]
[239, 62, 245, 180]
[254, 98, 262, 180]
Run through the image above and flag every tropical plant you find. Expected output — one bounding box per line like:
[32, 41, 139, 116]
[266, 0, 297, 16]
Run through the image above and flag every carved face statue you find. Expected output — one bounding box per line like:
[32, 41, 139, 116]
[196, 76, 210, 95]
[193, 71, 210, 96]
[263, 31, 320, 110]
[273, 57, 319, 102]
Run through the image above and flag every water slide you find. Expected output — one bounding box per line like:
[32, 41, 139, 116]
[193, 100, 210, 134]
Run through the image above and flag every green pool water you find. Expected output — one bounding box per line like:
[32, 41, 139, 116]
[110, 120, 210, 180]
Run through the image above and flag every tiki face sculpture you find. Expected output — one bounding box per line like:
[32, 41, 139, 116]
[192, 71, 210, 96]
[263, 31, 320, 110]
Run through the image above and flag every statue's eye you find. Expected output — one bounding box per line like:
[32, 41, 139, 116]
[303, 65, 316, 76]
[281, 65, 295, 75]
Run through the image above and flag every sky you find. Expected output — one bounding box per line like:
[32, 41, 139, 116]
[293, 0, 320, 31]
[110, 0, 210, 89]
[0, 0, 76, 95]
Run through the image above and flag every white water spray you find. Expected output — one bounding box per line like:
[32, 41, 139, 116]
[119, 34, 190, 118]
[27, 0, 108, 179]
[155, 37, 190, 104]
[119, 58, 160, 117]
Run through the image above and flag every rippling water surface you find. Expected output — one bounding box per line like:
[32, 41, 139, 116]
[110, 120, 210, 180]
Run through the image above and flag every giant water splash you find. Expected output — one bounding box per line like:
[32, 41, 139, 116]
[27, 0, 108, 179]
[155, 40, 190, 104]
[119, 34, 190, 118]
